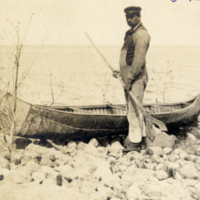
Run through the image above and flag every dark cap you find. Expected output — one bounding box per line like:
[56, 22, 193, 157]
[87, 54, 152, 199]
[124, 6, 141, 15]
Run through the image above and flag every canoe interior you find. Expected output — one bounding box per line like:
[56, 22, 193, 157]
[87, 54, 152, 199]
[49, 97, 196, 115]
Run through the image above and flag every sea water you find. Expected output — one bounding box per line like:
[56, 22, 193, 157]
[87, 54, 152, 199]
[1, 45, 200, 107]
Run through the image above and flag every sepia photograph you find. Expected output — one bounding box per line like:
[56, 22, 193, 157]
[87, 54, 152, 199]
[0, 0, 200, 199]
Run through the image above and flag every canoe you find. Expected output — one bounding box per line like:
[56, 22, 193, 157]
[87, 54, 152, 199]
[0, 93, 200, 140]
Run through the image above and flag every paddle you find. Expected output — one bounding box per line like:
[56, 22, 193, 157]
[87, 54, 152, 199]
[85, 32, 168, 142]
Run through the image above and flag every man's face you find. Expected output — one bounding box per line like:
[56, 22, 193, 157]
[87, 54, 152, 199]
[126, 14, 140, 28]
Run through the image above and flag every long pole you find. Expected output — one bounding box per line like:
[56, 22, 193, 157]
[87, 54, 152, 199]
[85, 32, 168, 142]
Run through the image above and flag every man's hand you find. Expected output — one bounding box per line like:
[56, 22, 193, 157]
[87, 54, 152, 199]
[124, 82, 132, 92]
[113, 70, 121, 78]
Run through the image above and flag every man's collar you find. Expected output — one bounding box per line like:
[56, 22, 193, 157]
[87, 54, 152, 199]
[132, 22, 142, 32]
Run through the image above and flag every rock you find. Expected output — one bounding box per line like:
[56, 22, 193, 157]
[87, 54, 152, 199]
[122, 167, 154, 182]
[162, 154, 168, 161]
[163, 147, 173, 155]
[174, 172, 182, 180]
[155, 163, 165, 171]
[168, 154, 179, 162]
[182, 179, 198, 187]
[4, 170, 25, 184]
[144, 163, 157, 170]
[21, 153, 32, 165]
[111, 164, 119, 174]
[12, 151, 23, 165]
[0, 168, 10, 180]
[80, 180, 97, 195]
[16, 165, 32, 179]
[40, 155, 53, 167]
[172, 148, 185, 155]
[97, 184, 113, 198]
[151, 154, 163, 164]
[97, 146, 107, 154]
[2, 151, 11, 161]
[110, 141, 124, 150]
[165, 162, 180, 173]
[56, 174, 62, 186]
[77, 141, 87, 150]
[14, 137, 32, 149]
[146, 147, 163, 156]
[42, 178, 56, 186]
[25, 143, 48, 154]
[195, 158, 200, 165]
[187, 155, 197, 162]
[124, 151, 143, 162]
[195, 147, 200, 156]
[179, 165, 199, 179]
[32, 171, 46, 183]
[118, 164, 128, 173]
[37, 166, 59, 180]
[126, 184, 142, 199]
[84, 144, 98, 156]
[179, 151, 189, 160]
[88, 138, 99, 147]
[93, 161, 112, 181]
[89, 191, 108, 200]
[154, 170, 169, 180]
[0, 157, 10, 169]
[54, 159, 64, 167]
[146, 126, 175, 148]
[25, 160, 40, 173]
[49, 154, 56, 162]
[186, 133, 197, 142]
[55, 165, 76, 181]
[67, 141, 77, 149]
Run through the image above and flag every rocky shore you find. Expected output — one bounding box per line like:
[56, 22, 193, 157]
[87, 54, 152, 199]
[0, 126, 200, 200]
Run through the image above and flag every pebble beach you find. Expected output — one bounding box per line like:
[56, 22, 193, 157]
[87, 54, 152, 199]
[1, 125, 200, 200]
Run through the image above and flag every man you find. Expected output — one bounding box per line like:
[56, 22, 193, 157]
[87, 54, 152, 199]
[114, 6, 150, 152]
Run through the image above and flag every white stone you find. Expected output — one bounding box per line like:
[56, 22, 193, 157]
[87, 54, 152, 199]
[40, 155, 53, 167]
[151, 154, 163, 164]
[80, 180, 97, 195]
[195, 147, 200, 156]
[163, 147, 173, 155]
[110, 141, 124, 150]
[0, 168, 10, 180]
[168, 154, 179, 162]
[146, 147, 163, 156]
[4, 170, 25, 184]
[25, 160, 40, 173]
[32, 171, 46, 183]
[154, 170, 169, 180]
[179, 151, 189, 160]
[126, 184, 142, 199]
[146, 126, 175, 148]
[0, 157, 10, 170]
[88, 138, 99, 147]
[156, 163, 165, 171]
[186, 133, 197, 142]
[174, 172, 182, 180]
[77, 141, 87, 150]
[179, 165, 199, 179]
[67, 141, 77, 149]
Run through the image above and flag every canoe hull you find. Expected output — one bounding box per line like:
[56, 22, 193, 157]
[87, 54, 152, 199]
[0, 93, 200, 140]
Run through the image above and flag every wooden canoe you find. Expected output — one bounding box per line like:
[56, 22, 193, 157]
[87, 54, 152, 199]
[0, 93, 200, 140]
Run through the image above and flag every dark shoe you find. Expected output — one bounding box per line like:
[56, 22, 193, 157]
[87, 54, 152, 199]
[123, 136, 141, 153]
[141, 137, 147, 150]
[123, 146, 141, 153]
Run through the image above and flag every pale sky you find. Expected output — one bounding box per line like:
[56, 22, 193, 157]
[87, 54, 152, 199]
[0, 0, 200, 46]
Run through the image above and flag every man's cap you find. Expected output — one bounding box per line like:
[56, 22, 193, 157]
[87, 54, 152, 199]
[124, 6, 141, 15]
